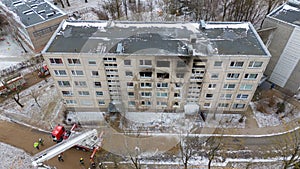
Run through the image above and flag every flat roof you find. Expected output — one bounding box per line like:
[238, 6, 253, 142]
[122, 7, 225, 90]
[44, 20, 269, 56]
[1, 0, 65, 27]
[269, 2, 300, 27]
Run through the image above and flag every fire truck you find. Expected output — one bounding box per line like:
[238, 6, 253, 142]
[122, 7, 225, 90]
[38, 65, 50, 78]
[32, 124, 103, 167]
[0, 74, 26, 95]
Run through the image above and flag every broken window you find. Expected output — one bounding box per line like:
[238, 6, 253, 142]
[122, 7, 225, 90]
[157, 73, 170, 79]
[140, 72, 152, 78]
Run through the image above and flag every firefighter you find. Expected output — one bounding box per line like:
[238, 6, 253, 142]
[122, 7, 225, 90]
[33, 142, 39, 150]
[58, 154, 64, 162]
[38, 138, 44, 146]
[80, 157, 84, 165]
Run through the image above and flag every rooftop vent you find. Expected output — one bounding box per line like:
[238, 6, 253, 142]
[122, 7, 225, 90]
[23, 10, 34, 15]
[200, 20, 206, 29]
[190, 34, 197, 43]
[116, 43, 124, 53]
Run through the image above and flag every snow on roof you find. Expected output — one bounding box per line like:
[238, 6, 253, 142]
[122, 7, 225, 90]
[61, 20, 108, 31]
[204, 22, 250, 31]
[44, 20, 268, 56]
[0, 0, 66, 27]
[269, 2, 300, 27]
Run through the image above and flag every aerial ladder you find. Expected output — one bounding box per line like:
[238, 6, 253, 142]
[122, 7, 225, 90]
[31, 128, 103, 167]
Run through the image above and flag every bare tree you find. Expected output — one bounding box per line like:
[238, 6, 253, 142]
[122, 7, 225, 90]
[102, 0, 120, 19]
[206, 136, 222, 169]
[30, 89, 40, 107]
[1, 76, 24, 108]
[279, 132, 300, 169]
[179, 135, 205, 169]
[59, 0, 65, 8]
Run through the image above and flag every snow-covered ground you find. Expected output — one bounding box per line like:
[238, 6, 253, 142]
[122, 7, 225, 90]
[0, 76, 60, 129]
[250, 101, 300, 128]
[0, 142, 33, 169]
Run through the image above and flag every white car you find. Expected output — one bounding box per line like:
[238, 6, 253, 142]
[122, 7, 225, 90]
[294, 93, 300, 100]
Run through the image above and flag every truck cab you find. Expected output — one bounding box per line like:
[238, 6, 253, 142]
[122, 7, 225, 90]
[51, 125, 66, 142]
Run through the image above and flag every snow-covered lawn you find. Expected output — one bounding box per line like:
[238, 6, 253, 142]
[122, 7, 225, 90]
[250, 101, 300, 128]
[0, 142, 33, 169]
[0, 77, 60, 129]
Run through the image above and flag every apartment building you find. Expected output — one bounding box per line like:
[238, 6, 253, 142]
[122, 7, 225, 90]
[0, 0, 67, 52]
[260, 0, 300, 93]
[42, 20, 270, 113]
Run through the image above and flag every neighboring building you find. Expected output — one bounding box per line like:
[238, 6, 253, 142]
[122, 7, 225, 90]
[260, 0, 300, 93]
[0, 0, 67, 52]
[42, 20, 270, 113]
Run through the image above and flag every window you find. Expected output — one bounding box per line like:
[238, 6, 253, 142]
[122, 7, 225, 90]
[125, 71, 133, 77]
[214, 61, 222, 67]
[98, 100, 105, 105]
[227, 73, 240, 79]
[236, 94, 249, 99]
[94, 82, 101, 87]
[128, 92, 134, 97]
[157, 92, 168, 97]
[88, 60, 96, 65]
[208, 84, 216, 89]
[141, 101, 151, 106]
[174, 93, 180, 98]
[74, 81, 87, 87]
[139, 60, 152, 66]
[65, 100, 77, 105]
[68, 58, 81, 65]
[104, 57, 116, 62]
[157, 73, 169, 79]
[206, 94, 213, 99]
[240, 84, 253, 90]
[203, 103, 211, 108]
[175, 83, 182, 88]
[127, 82, 134, 88]
[177, 60, 186, 67]
[50, 58, 63, 64]
[91, 71, 99, 77]
[211, 73, 219, 79]
[58, 81, 70, 87]
[157, 101, 168, 107]
[244, 73, 258, 79]
[128, 101, 135, 106]
[141, 92, 152, 97]
[124, 60, 131, 66]
[157, 61, 170, 67]
[140, 72, 152, 78]
[220, 93, 232, 100]
[78, 91, 90, 96]
[223, 84, 236, 89]
[140, 82, 152, 88]
[107, 74, 119, 78]
[230, 61, 244, 68]
[232, 103, 245, 109]
[176, 73, 184, 78]
[71, 70, 84, 76]
[62, 91, 73, 96]
[96, 91, 103, 96]
[218, 103, 229, 108]
[54, 70, 67, 76]
[104, 63, 117, 67]
[248, 61, 263, 68]
[157, 82, 168, 88]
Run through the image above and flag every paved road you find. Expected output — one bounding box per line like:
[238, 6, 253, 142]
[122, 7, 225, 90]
[1, 119, 299, 168]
